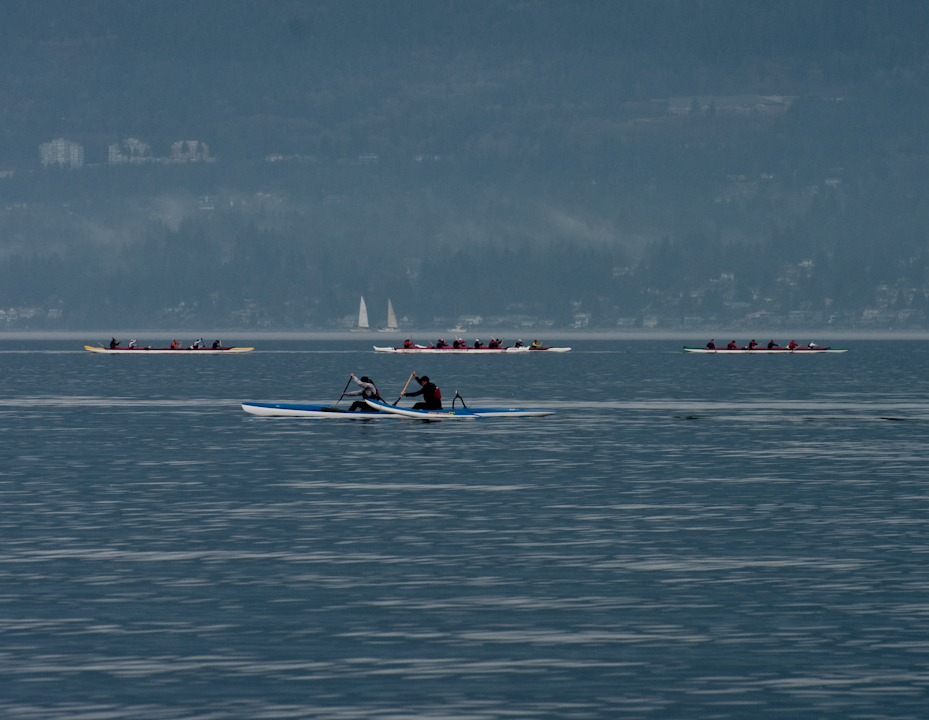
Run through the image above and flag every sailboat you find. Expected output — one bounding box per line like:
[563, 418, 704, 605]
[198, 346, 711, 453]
[351, 296, 370, 332]
[378, 299, 399, 332]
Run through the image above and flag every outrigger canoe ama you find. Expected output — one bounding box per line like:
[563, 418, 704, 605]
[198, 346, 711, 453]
[683, 346, 848, 354]
[86, 345, 253, 354]
[373, 345, 570, 354]
[242, 402, 397, 419]
[364, 399, 555, 419]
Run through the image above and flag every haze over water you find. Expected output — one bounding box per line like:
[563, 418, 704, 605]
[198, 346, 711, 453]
[1, 339, 928, 719]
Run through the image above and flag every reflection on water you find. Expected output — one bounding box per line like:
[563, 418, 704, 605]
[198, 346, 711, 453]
[1, 340, 928, 719]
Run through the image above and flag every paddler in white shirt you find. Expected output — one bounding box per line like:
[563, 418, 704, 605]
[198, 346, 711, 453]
[343, 374, 382, 412]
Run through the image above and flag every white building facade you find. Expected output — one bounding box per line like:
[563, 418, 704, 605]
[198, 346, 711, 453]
[40, 138, 84, 168]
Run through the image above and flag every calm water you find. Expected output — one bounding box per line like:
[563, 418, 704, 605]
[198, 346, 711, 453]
[1, 339, 928, 719]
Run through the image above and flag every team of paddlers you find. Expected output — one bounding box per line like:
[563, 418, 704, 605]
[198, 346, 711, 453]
[705, 339, 818, 350]
[109, 337, 225, 350]
[404, 337, 543, 349]
[341, 372, 442, 412]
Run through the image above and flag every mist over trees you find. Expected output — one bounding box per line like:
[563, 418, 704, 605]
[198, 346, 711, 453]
[2, 1, 929, 330]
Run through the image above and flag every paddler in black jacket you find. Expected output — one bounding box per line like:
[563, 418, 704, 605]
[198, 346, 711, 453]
[403, 374, 442, 410]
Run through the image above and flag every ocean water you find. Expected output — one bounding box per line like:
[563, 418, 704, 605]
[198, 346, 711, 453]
[1, 339, 928, 719]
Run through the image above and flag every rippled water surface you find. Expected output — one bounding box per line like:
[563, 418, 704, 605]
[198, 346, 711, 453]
[2, 339, 929, 719]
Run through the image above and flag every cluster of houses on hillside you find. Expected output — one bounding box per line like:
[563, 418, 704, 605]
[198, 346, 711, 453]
[23, 95, 798, 174]
[35, 137, 214, 169]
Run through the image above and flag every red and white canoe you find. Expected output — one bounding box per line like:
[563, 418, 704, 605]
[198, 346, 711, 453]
[373, 345, 570, 354]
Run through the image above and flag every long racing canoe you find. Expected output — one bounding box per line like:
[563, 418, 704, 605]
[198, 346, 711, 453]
[364, 398, 555, 419]
[373, 345, 570, 354]
[683, 346, 848, 354]
[87, 345, 253, 354]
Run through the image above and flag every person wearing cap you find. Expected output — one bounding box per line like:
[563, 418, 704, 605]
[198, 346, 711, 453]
[403, 374, 442, 410]
[473, 338, 484, 349]
[344, 373, 382, 412]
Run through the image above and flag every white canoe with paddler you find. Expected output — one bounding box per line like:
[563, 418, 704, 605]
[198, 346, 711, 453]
[241, 402, 398, 419]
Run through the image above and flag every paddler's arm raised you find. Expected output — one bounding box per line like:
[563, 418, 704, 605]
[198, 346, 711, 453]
[404, 374, 425, 397]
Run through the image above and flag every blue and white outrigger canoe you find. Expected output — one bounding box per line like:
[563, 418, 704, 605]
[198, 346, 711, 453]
[241, 401, 398, 419]
[364, 398, 555, 419]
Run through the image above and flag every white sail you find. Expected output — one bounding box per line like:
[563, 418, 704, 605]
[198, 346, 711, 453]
[386, 299, 398, 329]
[356, 296, 369, 330]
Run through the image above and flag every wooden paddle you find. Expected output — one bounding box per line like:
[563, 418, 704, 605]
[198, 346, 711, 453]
[394, 371, 416, 405]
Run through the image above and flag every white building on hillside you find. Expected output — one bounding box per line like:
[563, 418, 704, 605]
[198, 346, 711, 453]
[170, 140, 211, 163]
[40, 138, 84, 168]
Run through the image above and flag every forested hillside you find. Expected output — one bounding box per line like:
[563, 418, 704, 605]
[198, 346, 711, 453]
[2, 1, 929, 330]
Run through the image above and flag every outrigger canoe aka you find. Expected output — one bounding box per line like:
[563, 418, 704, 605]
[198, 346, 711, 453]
[86, 344, 253, 354]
